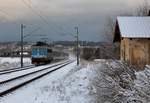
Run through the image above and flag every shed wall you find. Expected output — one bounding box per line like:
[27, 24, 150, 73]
[121, 38, 150, 69]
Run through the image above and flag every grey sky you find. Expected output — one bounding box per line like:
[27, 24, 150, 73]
[0, 0, 146, 42]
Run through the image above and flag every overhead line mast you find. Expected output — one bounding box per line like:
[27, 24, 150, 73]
[75, 27, 79, 66]
[21, 24, 26, 68]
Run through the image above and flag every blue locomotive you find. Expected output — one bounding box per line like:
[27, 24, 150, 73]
[31, 42, 53, 65]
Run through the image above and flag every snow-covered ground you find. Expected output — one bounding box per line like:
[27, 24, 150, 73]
[0, 61, 95, 103]
[0, 59, 150, 103]
[0, 60, 68, 82]
[0, 57, 100, 103]
[0, 57, 31, 70]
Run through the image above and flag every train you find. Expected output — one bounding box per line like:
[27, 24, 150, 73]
[31, 42, 68, 65]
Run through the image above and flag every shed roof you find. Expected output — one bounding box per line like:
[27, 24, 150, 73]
[114, 17, 150, 42]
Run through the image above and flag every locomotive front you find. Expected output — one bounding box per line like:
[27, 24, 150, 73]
[31, 42, 53, 65]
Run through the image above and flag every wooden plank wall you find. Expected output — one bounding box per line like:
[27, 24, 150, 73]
[121, 38, 150, 69]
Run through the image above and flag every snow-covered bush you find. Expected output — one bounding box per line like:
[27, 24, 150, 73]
[93, 60, 150, 103]
[134, 68, 150, 102]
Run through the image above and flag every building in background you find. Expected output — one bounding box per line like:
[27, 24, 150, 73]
[114, 17, 150, 69]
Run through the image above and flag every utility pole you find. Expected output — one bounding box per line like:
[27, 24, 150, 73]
[75, 27, 79, 66]
[21, 24, 25, 68]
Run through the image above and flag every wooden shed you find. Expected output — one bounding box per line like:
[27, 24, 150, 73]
[114, 17, 150, 69]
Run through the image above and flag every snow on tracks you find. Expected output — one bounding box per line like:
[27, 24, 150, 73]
[0, 60, 74, 96]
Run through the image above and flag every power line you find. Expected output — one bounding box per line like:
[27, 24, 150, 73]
[26, 0, 64, 30]
[22, 0, 61, 35]
[21, 0, 50, 25]
[21, 0, 72, 36]
[0, 10, 20, 25]
[0, 9, 44, 42]
[23, 27, 41, 38]
[0, 9, 35, 28]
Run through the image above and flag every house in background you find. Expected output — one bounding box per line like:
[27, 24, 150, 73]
[113, 17, 150, 69]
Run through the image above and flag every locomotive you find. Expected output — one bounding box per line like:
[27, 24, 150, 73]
[31, 42, 53, 65]
[31, 42, 68, 65]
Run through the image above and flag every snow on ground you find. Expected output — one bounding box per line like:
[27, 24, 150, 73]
[0, 61, 97, 103]
[0, 57, 31, 70]
[0, 58, 150, 103]
[0, 60, 68, 82]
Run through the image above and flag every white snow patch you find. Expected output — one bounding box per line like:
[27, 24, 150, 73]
[0, 57, 31, 70]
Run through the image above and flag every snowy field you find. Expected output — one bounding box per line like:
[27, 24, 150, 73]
[0, 57, 31, 70]
[0, 59, 150, 103]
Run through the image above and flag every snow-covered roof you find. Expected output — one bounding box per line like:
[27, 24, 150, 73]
[117, 17, 150, 38]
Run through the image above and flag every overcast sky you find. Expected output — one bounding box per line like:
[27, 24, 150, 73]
[0, 0, 146, 42]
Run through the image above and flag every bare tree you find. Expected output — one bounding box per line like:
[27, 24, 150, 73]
[104, 11, 133, 43]
[104, 0, 150, 43]
[136, 0, 150, 16]
[104, 16, 116, 42]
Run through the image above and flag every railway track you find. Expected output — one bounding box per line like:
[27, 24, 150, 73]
[0, 60, 68, 75]
[0, 65, 35, 75]
[0, 60, 74, 97]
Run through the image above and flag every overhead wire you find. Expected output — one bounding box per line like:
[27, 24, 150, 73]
[22, 0, 50, 25]
[0, 8, 39, 29]
[21, 0, 73, 37]
[23, 27, 41, 38]
[0, 9, 43, 42]
[0, 1, 48, 42]
[0, 9, 20, 25]
[0, 0, 74, 41]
